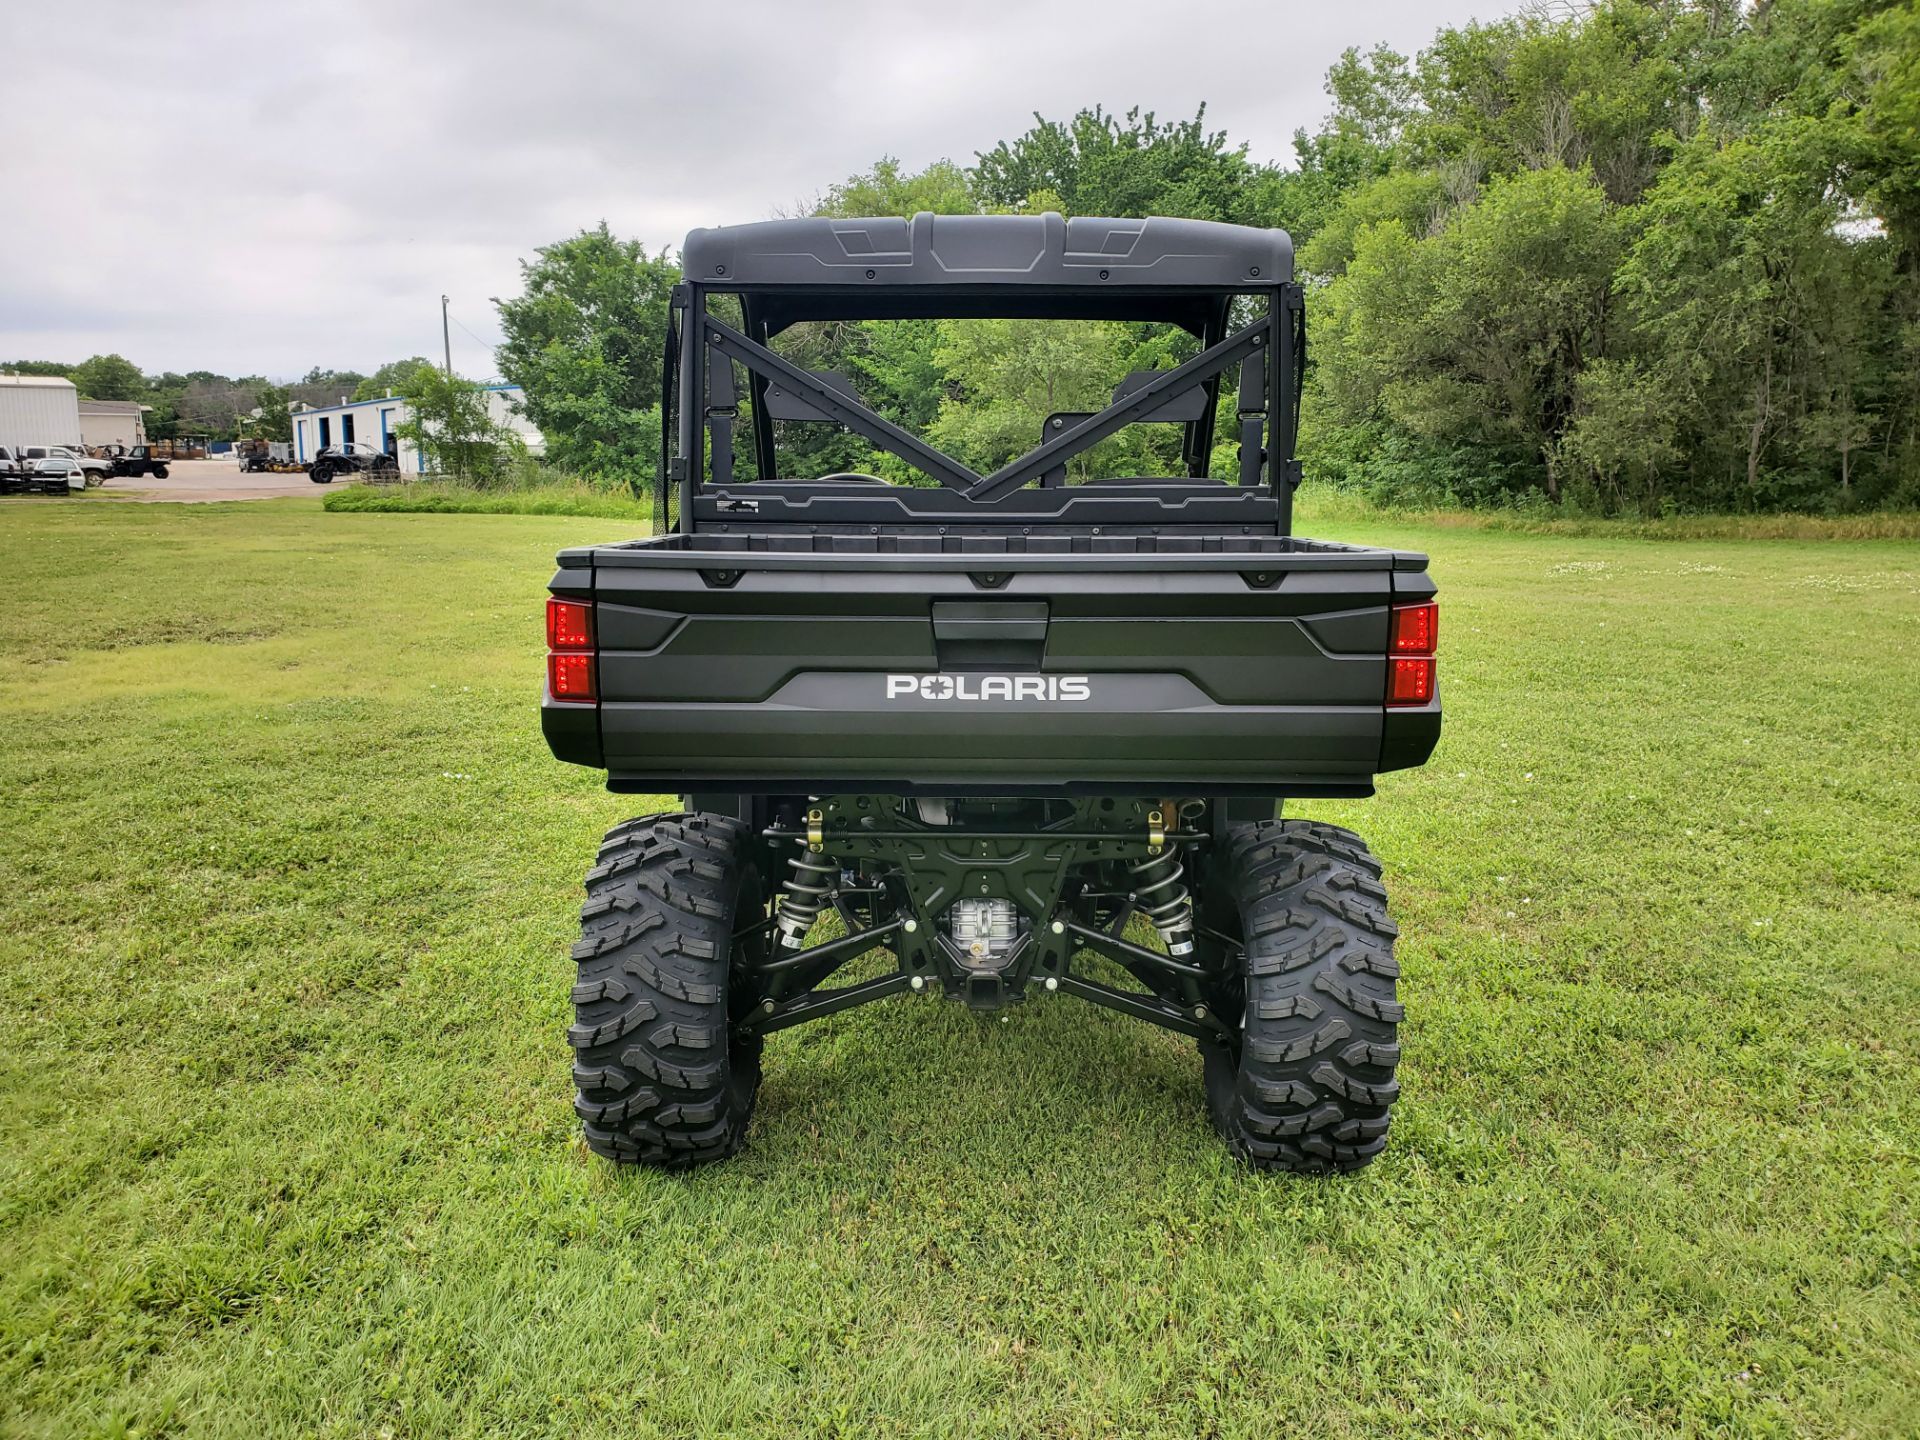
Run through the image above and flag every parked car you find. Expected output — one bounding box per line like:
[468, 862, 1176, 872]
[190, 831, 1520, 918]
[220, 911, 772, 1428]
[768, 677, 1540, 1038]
[109, 445, 170, 479]
[29, 457, 88, 495]
[307, 443, 398, 484]
[0, 445, 26, 495]
[21, 445, 110, 487]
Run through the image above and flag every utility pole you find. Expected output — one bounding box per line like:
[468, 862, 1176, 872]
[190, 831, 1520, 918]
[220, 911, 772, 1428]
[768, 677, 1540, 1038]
[441, 295, 459, 483]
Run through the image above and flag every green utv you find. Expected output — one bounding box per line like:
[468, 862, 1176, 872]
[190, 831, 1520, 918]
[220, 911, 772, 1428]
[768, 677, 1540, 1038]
[542, 214, 1441, 1173]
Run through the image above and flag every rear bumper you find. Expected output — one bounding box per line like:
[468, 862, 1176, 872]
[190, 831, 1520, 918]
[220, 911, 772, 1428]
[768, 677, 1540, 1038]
[547, 678, 1440, 798]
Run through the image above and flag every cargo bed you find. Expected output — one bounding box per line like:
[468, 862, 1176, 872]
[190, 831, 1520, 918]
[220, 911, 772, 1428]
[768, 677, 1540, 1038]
[542, 532, 1441, 797]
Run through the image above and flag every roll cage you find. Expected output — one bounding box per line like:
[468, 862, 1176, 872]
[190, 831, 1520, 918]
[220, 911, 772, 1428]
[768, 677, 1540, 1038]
[660, 212, 1306, 537]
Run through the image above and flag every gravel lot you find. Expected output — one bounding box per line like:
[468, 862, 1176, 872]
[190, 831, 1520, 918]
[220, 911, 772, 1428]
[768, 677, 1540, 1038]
[101, 457, 327, 502]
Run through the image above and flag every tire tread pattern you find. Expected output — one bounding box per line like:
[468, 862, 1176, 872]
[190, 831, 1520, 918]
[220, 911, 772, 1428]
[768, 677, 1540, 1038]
[1204, 820, 1403, 1174]
[569, 812, 760, 1168]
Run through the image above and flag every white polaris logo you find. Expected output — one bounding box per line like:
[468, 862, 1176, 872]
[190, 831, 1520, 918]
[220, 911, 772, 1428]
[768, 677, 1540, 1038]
[886, 674, 1092, 702]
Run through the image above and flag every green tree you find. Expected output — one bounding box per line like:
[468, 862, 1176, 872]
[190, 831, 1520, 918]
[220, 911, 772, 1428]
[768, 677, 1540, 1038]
[1849, 1, 1920, 255]
[927, 318, 1127, 478]
[1254, 45, 1421, 244]
[495, 223, 678, 485]
[973, 105, 1264, 220]
[1407, 3, 1708, 206]
[354, 358, 434, 401]
[1317, 166, 1621, 501]
[395, 366, 525, 486]
[70, 353, 146, 401]
[300, 366, 367, 388]
[1554, 358, 1681, 511]
[1295, 0, 1920, 512]
[1617, 115, 1905, 507]
[1297, 169, 1452, 278]
[243, 384, 294, 444]
[818, 158, 976, 217]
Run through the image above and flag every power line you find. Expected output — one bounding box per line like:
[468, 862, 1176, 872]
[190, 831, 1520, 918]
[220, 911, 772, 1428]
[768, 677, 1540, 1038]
[450, 312, 494, 353]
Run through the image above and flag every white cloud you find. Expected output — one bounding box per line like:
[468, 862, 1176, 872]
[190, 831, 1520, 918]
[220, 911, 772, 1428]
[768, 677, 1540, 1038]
[0, 0, 1491, 378]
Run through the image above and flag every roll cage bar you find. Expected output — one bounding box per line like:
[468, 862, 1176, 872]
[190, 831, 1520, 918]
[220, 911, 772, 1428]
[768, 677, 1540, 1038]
[659, 213, 1305, 536]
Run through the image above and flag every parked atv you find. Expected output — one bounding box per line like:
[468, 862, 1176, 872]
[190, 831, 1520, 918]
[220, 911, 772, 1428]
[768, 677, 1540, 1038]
[540, 213, 1443, 1175]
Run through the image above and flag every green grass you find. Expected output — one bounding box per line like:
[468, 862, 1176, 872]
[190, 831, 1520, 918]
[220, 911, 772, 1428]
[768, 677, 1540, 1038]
[1293, 488, 1920, 542]
[317, 475, 1920, 538]
[322, 478, 654, 520]
[1, 495, 1916, 1438]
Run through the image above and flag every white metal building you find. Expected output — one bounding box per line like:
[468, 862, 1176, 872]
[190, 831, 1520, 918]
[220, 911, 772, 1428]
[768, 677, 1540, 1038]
[290, 384, 542, 473]
[78, 399, 150, 449]
[0, 375, 83, 449]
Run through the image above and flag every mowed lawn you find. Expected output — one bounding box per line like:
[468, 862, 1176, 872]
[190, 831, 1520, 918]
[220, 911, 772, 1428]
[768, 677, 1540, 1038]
[0, 496, 1915, 1440]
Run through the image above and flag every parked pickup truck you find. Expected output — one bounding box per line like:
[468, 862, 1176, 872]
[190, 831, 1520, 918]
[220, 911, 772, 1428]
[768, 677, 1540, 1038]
[0, 445, 24, 494]
[540, 214, 1442, 1176]
[20, 445, 110, 487]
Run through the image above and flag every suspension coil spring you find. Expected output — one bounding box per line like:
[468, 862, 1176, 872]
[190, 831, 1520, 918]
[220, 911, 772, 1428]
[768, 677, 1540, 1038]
[775, 845, 837, 948]
[1128, 848, 1195, 956]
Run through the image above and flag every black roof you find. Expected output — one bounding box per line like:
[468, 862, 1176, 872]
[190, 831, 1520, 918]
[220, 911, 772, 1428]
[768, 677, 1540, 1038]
[682, 212, 1293, 291]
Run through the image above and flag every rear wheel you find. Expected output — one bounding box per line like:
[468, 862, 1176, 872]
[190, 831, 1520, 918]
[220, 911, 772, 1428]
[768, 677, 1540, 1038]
[309, 464, 333, 484]
[569, 812, 768, 1168]
[153, 465, 168, 479]
[1200, 820, 1404, 1174]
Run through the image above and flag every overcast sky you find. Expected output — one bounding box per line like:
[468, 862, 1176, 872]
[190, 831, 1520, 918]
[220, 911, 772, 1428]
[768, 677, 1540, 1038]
[0, 0, 1494, 381]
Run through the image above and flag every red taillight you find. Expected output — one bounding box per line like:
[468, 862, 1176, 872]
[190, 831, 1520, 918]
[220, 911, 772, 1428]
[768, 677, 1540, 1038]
[1387, 656, 1434, 706]
[1390, 601, 1437, 655]
[546, 597, 595, 702]
[547, 597, 593, 651]
[1386, 601, 1437, 707]
[548, 651, 595, 701]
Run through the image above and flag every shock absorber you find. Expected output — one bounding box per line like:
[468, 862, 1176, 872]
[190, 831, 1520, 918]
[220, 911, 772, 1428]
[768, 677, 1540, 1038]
[775, 844, 836, 949]
[1128, 822, 1195, 957]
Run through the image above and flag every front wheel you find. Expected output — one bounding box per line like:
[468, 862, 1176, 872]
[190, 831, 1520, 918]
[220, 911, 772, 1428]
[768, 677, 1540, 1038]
[569, 813, 768, 1168]
[1200, 820, 1404, 1174]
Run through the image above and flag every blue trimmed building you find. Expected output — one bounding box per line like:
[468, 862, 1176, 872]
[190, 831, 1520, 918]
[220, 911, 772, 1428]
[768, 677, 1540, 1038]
[289, 384, 541, 471]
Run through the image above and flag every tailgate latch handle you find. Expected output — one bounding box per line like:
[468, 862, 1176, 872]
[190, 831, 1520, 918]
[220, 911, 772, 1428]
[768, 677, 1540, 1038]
[930, 601, 1050, 669]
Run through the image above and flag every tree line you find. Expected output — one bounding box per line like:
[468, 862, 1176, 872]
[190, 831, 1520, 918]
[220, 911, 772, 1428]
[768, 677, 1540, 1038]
[495, 0, 1919, 514]
[0, 356, 442, 443]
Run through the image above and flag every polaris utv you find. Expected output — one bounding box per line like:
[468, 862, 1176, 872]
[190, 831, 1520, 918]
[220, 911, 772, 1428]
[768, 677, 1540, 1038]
[109, 445, 170, 480]
[542, 214, 1441, 1174]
